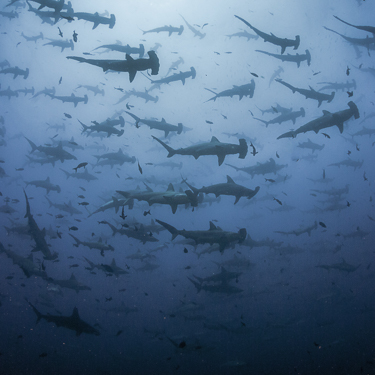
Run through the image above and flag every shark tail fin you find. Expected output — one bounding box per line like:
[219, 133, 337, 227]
[27, 300, 43, 323]
[187, 277, 201, 292]
[155, 219, 179, 240]
[25, 137, 37, 153]
[152, 136, 176, 157]
[238, 139, 248, 159]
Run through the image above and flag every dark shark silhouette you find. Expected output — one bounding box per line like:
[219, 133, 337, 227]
[275, 79, 335, 107]
[23, 190, 58, 260]
[27, 300, 100, 335]
[152, 135, 248, 166]
[277, 101, 359, 139]
[0, 66, 29, 79]
[205, 81, 255, 102]
[73, 11, 115, 29]
[256, 49, 311, 67]
[67, 51, 159, 82]
[235, 15, 300, 54]
[93, 42, 145, 57]
[149, 67, 196, 87]
[156, 219, 247, 252]
[125, 111, 183, 137]
[142, 24, 183, 36]
[226, 158, 287, 178]
[185, 175, 260, 204]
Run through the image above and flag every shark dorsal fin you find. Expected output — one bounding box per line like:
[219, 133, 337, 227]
[98, 237, 102, 243]
[46, 176, 50, 182]
[126, 54, 134, 61]
[167, 183, 174, 192]
[209, 221, 217, 230]
[322, 110, 331, 115]
[118, 148, 123, 153]
[211, 136, 219, 143]
[111, 258, 116, 266]
[70, 273, 76, 280]
[71, 307, 79, 319]
[226, 175, 235, 184]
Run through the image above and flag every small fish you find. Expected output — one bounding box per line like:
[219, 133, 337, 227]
[78, 202, 89, 206]
[363, 172, 368, 181]
[15, 168, 24, 171]
[105, 297, 112, 302]
[114, 87, 124, 92]
[118, 288, 126, 292]
[58, 27, 63, 38]
[75, 219, 81, 222]
[39, 352, 48, 358]
[276, 151, 279, 158]
[205, 120, 213, 124]
[347, 150, 351, 155]
[11, 199, 19, 203]
[250, 72, 258, 77]
[138, 161, 143, 174]
[115, 330, 123, 337]
[116, 173, 120, 178]
[83, 52, 92, 56]
[322, 133, 330, 139]
[77, 195, 85, 199]
[69, 226, 78, 231]
[59, 76, 62, 84]
[64, 113, 72, 119]
[347, 91, 353, 97]
[183, 248, 188, 253]
[273, 197, 282, 205]
[145, 162, 153, 165]
[73, 30, 78, 43]
[346, 201, 351, 207]
[310, 193, 317, 197]
[57, 231, 62, 239]
[368, 215, 375, 222]
[143, 210, 151, 216]
[55, 214, 64, 219]
[5, 276, 13, 280]
[221, 114, 227, 120]
[346, 66, 350, 76]
[356, 144, 360, 151]
[319, 221, 326, 228]
[69, 264, 79, 268]
[120, 206, 126, 220]
[265, 178, 275, 183]
[313, 71, 321, 76]
[249, 142, 258, 156]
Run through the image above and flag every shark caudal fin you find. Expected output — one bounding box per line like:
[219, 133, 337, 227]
[26, 300, 43, 323]
[151, 135, 176, 157]
[25, 137, 38, 153]
[155, 219, 179, 240]
[238, 139, 248, 159]
[187, 277, 202, 292]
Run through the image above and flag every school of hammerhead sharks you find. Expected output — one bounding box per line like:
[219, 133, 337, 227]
[0, 0, 374, 370]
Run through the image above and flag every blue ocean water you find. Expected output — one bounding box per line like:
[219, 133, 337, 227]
[0, 0, 374, 374]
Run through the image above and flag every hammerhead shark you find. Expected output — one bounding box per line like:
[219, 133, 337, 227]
[67, 51, 160, 82]
[185, 175, 260, 204]
[93, 42, 145, 57]
[156, 219, 247, 252]
[256, 49, 311, 67]
[205, 81, 255, 102]
[73, 11, 116, 29]
[142, 24, 184, 36]
[125, 111, 183, 137]
[275, 79, 335, 107]
[152, 135, 248, 166]
[235, 15, 300, 54]
[277, 101, 359, 139]
[0, 66, 29, 79]
[27, 300, 100, 335]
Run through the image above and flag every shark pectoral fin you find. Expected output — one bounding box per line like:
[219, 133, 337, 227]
[170, 204, 178, 214]
[337, 122, 344, 133]
[181, 78, 185, 85]
[218, 154, 225, 166]
[129, 70, 137, 83]
[281, 46, 286, 54]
